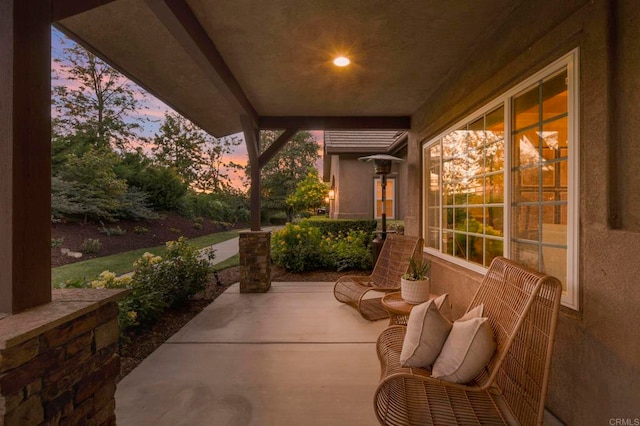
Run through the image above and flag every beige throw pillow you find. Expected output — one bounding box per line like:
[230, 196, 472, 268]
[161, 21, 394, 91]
[431, 310, 496, 384]
[433, 293, 453, 321]
[400, 299, 452, 368]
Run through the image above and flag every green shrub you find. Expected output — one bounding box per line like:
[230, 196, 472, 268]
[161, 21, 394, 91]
[192, 222, 203, 230]
[81, 238, 102, 253]
[99, 225, 126, 236]
[301, 218, 377, 235]
[51, 237, 65, 248]
[271, 223, 330, 272]
[133, 225, 149, 234]
[271, 223, 373, 272]
[89, 237, 214, 333]
[115, 187, 160, 220]
[323, 230, 373, 271]
[299, 211, 312, 219]
[210, 220, 232, 231]
[269, 213, 288, 225]
[179, 191, 249, 224]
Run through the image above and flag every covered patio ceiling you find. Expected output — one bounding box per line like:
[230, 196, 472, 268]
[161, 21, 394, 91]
[56, 0, 526, 137]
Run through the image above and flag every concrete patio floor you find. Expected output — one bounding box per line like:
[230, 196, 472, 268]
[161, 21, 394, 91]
[115, 282, 388, 425]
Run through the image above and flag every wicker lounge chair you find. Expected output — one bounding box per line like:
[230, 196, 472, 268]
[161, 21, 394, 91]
[374, 256, 562, 425]
[334, 234, 423, 321]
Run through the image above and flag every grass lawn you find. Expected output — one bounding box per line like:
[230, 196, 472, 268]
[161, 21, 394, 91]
[52, 230, 240, 287]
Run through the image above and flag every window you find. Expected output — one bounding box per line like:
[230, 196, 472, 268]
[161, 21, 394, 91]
[425, 107, 505, 268]
[375, 177, 396, 219]
[423, 50, 579, 309]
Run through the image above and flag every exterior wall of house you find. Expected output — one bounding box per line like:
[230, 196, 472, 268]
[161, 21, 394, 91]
[330, 153, 407, 221]
[331, 154, 374, 219]
[406, 0, 640, 424]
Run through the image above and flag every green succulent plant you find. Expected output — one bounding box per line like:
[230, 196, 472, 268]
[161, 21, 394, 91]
[402, 257, 431, 281]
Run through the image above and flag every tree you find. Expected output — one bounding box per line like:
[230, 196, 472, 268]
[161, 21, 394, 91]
[53, 148, 128, 222]
[195, 135, 241, 193]
[52, 41, 147, 156]
[286, 168, 329, 214]
[115, 150, 188, 211]
[153, 112, 240, 191]
[252, 130, 321, 221]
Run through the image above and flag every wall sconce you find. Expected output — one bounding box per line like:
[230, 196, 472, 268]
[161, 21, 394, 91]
[328, 188, 335, 200]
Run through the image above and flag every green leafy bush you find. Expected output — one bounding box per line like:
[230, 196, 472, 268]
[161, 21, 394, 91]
[115, 187, 160, 220]
[99, 225, 126, 236]
[51, 237, 65, 248]
[133, 225, 149, 234]
[271, 223, 330, 272]
[322, 230, 373, 271]
[81, 238, 102, 253]
[271, 223, 373, 272]
[268, 212, 288, 225]
[88, 237, 214, 333]
[179, 191, 249, 224]
[302, 218, 377, 235]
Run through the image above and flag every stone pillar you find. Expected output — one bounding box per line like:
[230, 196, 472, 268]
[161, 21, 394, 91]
[0, 289, 128, 426]
[239, 231, 271, 293]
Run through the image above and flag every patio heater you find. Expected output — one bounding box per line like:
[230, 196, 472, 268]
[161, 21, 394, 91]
[359, 154, 404, 261]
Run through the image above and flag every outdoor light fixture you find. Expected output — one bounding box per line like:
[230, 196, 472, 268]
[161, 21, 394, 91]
[359, 154, 404, 242]
[328, 188, 335, 200]
[333, 56, 350, 67]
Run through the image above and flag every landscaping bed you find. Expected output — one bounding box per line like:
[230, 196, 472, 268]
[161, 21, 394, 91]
[51, 213, 245, 267]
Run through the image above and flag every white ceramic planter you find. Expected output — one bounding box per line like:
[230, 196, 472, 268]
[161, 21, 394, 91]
[401, 277, 431, 304]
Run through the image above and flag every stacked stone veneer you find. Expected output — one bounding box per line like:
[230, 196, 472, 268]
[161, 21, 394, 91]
[0, 289, 128, 426]
[239, 230, 271, 293]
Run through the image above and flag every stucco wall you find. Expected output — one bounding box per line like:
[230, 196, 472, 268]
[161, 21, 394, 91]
[406, 0, 640, 424]
[331, 154, 406, 220]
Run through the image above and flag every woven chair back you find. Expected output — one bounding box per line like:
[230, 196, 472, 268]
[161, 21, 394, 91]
[370, 234, 423, 289]
[468, 257, 562, 425]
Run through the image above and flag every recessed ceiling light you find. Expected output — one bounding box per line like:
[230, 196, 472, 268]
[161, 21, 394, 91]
[333, 56, 350, 67]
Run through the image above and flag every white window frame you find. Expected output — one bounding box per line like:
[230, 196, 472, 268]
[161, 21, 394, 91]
[422, 49, 580, 310]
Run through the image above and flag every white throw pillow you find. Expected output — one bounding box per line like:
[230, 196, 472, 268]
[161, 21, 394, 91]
[400, 299, 452, 368]
[433, 293, 453, 321]
[431, 313, 496, 384]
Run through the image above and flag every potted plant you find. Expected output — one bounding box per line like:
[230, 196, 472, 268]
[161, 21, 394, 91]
[401, 257, 432, 304]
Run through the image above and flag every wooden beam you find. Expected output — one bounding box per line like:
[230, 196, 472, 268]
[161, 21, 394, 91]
[52, 0, 116, 22]
[1, 0, 52, 313]
[259, 116, 411, 130]
[146, 0, 259, 126]
[259, 128, 298, 169]
[241, 116, 261, 231]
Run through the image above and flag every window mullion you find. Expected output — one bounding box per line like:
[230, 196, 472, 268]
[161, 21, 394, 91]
[504, 100, 512, 260]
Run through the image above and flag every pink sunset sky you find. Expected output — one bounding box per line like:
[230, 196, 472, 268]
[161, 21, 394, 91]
[52, 28, 325, 191]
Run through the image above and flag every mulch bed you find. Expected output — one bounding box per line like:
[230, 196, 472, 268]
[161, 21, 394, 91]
[51, 213, 245, 268]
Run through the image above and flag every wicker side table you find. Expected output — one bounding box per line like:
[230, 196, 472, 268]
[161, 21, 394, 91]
[381, 292, 437, 325]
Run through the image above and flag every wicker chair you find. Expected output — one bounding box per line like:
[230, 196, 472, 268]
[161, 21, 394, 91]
[334, 234, 423, 321]
[374, 257, 562, 426]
